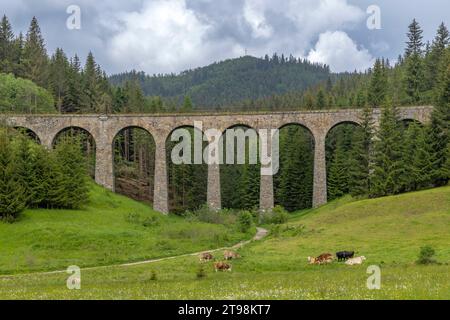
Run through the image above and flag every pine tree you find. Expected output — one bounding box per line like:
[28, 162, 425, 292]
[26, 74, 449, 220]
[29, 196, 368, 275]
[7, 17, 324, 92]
[411, 125, 434, 190]
[0, 128, 25, 219]
[404, 19, 425, 103]
[425, 23, 450, 90]
[62, 55, 82, 113]
[405, 19, 424, 58]
[181, 96, 194, 112]
[327, 136, 349, 200]
[0, 15, 15, 74]
[48, 137, 89, 209]
[367, 59, 388, 107]
[348, 107, 374, 196]
[429, 48, 450, 186]
[48, 48, 70, 112]
[370, 104, 406, 197]
[316, 89, 326, 109]
[81, 52, 100, 113]
[23, 17, 48, 87]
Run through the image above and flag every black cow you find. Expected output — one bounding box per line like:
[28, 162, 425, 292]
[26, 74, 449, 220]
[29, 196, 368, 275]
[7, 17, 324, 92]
[336, 251, 355, 261]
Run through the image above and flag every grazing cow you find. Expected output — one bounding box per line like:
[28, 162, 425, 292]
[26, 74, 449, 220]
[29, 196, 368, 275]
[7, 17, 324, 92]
[336, 251, 355, 262]
[345, 256, 366, 266]
[199, 252, 214, 262]
[214, 261, 232, 272]
[224, 250, 240, 260]
[308, 253, 333, 265]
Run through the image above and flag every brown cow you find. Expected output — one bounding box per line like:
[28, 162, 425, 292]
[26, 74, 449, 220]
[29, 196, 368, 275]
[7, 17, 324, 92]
[308, 253, 333, 265]
[214, 261, 232, 272]
[199, 252, 214, 262]
[316, 253, 333, 264]
[224, 250, 241, 260]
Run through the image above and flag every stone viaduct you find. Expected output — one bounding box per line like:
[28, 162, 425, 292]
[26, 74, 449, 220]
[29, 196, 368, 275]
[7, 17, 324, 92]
[3, 106, 432, 214]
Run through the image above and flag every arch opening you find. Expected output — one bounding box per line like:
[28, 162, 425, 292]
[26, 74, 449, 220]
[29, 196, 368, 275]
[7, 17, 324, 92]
[166, 126, 208, 214]
[13, 127, 40, 143]
[274, 123, 315, 212]
[325, 122, 362, 201]
[219, 124, 260, 210]
[52, 127, 96, 179]
[113, 127, 156, 205]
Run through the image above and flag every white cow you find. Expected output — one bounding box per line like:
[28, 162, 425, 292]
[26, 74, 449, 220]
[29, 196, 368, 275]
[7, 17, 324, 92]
[345, 256, 366, 265]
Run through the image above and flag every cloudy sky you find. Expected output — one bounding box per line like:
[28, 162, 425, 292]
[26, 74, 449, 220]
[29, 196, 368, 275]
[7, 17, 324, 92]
[1, 0, 449, 74]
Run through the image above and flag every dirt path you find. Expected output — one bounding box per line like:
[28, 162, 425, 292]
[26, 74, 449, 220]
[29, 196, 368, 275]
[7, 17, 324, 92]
[0, 227, 269, 278]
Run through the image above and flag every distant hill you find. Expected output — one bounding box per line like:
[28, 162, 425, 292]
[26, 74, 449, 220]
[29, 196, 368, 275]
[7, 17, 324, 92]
[109, 55, 331, 109]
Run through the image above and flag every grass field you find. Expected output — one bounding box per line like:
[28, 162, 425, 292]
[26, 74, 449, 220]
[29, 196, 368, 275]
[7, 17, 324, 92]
[0, 185, 449, 299]
[0, 183, 254, 274]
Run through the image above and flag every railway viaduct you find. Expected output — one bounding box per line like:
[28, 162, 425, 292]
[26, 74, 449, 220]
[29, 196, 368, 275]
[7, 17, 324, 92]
[3, 106, 433, 214]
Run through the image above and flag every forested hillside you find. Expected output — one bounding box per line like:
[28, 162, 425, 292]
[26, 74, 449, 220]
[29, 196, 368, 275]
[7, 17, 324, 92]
[109, 55, 331, 109]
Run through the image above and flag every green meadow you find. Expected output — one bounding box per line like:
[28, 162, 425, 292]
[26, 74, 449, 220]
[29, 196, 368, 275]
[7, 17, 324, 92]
[0, 185, 449, 299]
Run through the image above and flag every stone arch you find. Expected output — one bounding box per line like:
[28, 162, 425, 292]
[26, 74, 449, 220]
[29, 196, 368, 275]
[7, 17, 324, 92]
[274, 123, 315, 211]
[219, 124, 261, 210]
[165, 125, 208, 213]
[13, 126, 41, 143]
[52, 126, 96, 178]
[325, 120, 362, 141]
[400, 118, 424, 129]
[112, 126, 156, 205]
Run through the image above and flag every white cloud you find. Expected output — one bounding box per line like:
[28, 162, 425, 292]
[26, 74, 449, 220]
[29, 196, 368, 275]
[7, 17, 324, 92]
[243, 0, 273, 38]
[307, 31, 374, 72]
[107, 0, 216, 74]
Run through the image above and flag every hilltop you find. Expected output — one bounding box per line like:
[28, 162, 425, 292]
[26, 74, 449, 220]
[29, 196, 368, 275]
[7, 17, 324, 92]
[109, 55, 331, 109]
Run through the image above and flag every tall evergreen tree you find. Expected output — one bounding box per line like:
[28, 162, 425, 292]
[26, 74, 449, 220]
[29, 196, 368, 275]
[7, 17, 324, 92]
[0, 128, 25, 219]
[429, 48, 450, 186]
[0, 15, 15, 74]
[23, 17, 48, 87]
[370, 104, 406, 197]
[367, 59, 388, 107]
[404, 19, 425, 103]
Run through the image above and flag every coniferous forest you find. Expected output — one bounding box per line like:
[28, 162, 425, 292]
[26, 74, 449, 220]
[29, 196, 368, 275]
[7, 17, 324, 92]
[0, 15, 449, 217]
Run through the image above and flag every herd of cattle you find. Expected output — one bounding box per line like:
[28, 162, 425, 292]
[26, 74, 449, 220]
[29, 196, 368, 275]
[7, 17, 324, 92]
[308, 251, 366, 265]
[199, 250, 240, 272]
[199, 250, 366, 272]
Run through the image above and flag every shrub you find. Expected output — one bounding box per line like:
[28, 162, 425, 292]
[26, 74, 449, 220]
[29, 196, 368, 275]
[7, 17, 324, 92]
[261, 206, 289, 225]
[142, 215, 161, 227]
[237, 211, 253, 232]
[416, 246, 437, 265]
[196, 265, 207, 279]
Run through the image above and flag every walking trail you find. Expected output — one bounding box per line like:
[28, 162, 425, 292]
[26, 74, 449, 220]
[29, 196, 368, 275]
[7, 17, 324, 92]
[0, 227, 268, 278]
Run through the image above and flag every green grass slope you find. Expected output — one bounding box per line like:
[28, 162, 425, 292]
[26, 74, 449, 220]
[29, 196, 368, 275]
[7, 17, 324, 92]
[0, 186, 449, 299]
[0, 183, 253, 274]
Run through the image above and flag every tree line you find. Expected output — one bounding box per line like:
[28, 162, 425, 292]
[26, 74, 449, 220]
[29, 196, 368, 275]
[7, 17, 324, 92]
[0, 127, 89, 220]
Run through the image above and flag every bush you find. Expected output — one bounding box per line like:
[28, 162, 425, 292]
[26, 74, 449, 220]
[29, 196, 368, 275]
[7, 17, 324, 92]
[237, 211, 253, 232]
[184, 205, 237, 226]
[196, 265, 207, 279]
[417, 246, 437, 265]
[261, 206, 289, 225]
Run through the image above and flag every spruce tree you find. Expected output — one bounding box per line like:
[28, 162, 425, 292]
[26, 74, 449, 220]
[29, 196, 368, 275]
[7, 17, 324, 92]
[48, 48, 70, 112]
[404, 19, 425, 103]
[429, 48, 450, 186]
[0, 15, 15, 74]
[370, 104, 406, 197]
[0, 128, 25, 219]
[23, 17, 48, 87]
[49, 137, 89, 209]
[367, 59, 388, 107]
[327, 136, 349, 200]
